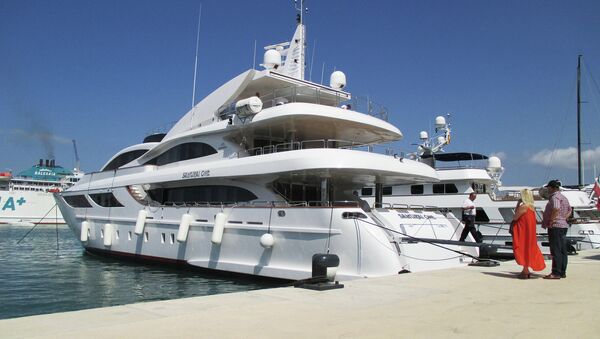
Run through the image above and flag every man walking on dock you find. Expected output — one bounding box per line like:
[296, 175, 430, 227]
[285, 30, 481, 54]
[459, 192, 478, 242]
[542, 180, 571, 279]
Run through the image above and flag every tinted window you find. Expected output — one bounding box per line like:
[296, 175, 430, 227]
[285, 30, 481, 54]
[145, 143, 217, 166]
[498, 207, 515, 223]
[433, 184, 444, 194]
[433, 184, 458, 194]
[361, 187, 373, 196]
[103, 150, 148, 171]
[411, 185, 424, 195]
[63, 195, 92, 208]
[445, 184, 458, 193]
[148, 185, 257, 204]
[89, 193, 124, 207]
[382, 186, 393, 196]
[475, 208, 490, 223]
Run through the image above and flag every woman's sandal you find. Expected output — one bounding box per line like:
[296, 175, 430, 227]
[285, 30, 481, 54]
[518, 273, 531, 279]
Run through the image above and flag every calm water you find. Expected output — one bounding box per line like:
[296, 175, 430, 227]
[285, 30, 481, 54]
[0, 224, 282, 320]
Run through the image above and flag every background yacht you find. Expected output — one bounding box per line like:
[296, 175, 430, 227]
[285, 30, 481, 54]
[56, 8, 477, 281]
[361, 116, 600, 255]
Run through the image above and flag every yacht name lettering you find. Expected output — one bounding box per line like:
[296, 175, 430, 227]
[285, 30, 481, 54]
[397, 213, 435, 220]
[182, 170, 210, 179]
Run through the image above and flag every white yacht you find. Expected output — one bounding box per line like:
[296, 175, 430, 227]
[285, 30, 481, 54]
[361, 116, 600, 255]
[56, 10, 476, 281]
[0, 159, 82, 226]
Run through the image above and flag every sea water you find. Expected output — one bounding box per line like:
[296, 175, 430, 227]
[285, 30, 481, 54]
[0, 224, 281, 320]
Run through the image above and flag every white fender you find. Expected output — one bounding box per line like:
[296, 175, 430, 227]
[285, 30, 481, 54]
[103, 223, 113, 246]
[211, 212, 227, 244]
[260, 233, 274, 248]
[177, 213, 192, 243]
[80, 221, 90, 242]
[134, 210, 147, 235]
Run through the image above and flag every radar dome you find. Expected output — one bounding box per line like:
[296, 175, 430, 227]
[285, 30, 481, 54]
[435, 116, 447, 129]
[330, 71, 346, 89]
[487, 156, 502, 170]
[436, 136, 446, 145]
[419, 131, 428, 140]
[263, 49, 281, 70]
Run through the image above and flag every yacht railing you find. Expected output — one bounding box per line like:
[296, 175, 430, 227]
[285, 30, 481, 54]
[244, 139, 376, 157]
[217, 86, 388, 122]
[154, 200, 361, 209]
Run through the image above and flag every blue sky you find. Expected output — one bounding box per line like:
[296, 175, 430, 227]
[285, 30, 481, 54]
[1, 0, 599, 186]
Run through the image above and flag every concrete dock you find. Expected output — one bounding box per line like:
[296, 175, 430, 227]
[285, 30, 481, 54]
[2, 250, 600, 338]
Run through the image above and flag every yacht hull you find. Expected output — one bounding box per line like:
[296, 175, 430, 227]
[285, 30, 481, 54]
[57, 196, 471, 280]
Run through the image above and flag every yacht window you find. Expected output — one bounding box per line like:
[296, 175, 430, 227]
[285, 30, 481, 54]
[382, 186, 393, 196]
[471, 183, 487, 194]
[445, 184, 458, 193]
[145, 142, 217, 166]
[274, 181, 322, 203]
[411, 185, 424, 195]
[577, 209, 600, 220]
[475, 208, 490, 223]
[63, 195, 92, 208]
[361, 187, 373, 196]
[534, 209, 544, 223]
[103, 149, 148, 171]
[147, 185, 257, 205]
[433, 184, 458, 194]
[498, 207, 515, 223]
[89, 193, 124, 207]
[291, 184, 304, 201]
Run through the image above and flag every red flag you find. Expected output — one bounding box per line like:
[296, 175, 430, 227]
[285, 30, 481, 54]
[594, 182, 600, 210]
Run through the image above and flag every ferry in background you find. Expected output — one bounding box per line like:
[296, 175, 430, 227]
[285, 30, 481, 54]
[0, 159, 83, 226]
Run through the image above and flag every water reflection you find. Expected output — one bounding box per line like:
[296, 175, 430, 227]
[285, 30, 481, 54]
[0, 225, 281, 320]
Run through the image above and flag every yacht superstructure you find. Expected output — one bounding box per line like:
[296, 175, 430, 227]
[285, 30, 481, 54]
[56, 10, 476, 280]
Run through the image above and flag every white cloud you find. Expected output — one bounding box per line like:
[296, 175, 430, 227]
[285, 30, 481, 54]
[530, 146, 600, 169]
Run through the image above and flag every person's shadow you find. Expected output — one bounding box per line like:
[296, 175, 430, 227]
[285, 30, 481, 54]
[481, 271, 517, 279]
[582, 254, 600, 261]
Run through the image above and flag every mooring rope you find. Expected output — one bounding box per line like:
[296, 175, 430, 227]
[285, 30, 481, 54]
[16, 203, 59, 244]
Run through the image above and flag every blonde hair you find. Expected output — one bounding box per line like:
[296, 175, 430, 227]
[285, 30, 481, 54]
[520, 189, 535, 208]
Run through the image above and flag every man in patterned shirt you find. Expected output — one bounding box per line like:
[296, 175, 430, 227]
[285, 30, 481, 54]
[541, 180, 571, 279]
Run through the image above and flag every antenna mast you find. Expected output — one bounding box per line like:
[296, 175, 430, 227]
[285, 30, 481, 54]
[191, 3, 202, 108]
[577, 54, 583, 188]
[294, 0, 307, 79]
[72, 139, 80, 172]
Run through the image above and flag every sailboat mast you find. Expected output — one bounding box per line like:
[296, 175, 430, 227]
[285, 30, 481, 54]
[577, 55, 583, 188]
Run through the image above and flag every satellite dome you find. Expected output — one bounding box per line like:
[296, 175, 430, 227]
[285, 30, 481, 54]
[487, 156, 502, 170]
[435, 116, 446, 129]
[330, 71, 346, 89]
[263, 49, 281, 70]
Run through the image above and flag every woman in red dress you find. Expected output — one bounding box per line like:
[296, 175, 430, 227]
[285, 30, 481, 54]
[511, 189, 546, 279]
